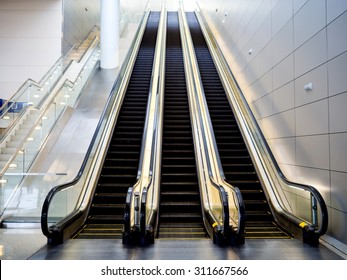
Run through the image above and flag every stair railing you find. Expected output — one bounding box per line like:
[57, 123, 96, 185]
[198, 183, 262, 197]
[177, 1, 245, 245]
[195, 6, 328, 245]
[41, 8, 151, 244]
[0, 34, 100, 221]
[0, 25, 100, 142]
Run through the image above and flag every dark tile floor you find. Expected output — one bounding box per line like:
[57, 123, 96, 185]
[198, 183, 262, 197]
[29, 238, 343, 260]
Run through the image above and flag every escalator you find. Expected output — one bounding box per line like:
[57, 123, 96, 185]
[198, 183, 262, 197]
[74, 12, 160, 239]
[186, 12, 290, 239]
[157, 12, 208, 239]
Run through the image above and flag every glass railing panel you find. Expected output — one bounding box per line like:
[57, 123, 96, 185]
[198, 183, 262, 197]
[0, 62, 64, 137]
[45, 146, 99, 226]
[282, 186, 311, 221]
[0, 29, 99, 140]
[47, 179, 83, 226]
[44, 95, 110, 229]
[208, 183, 224, 222]
[226, 189, 240, 227]
[0, 47, 100, 218]
[0, 173, 67, 219]
[0, 174, 24, 213]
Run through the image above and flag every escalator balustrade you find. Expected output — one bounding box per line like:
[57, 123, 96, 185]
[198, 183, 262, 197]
[74, 12, 160, 239]
[186, 12, 290, 239]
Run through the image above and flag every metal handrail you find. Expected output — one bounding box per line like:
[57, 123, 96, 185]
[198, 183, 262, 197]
[41, 8, 151, 241]
[195, 6, 328, 243]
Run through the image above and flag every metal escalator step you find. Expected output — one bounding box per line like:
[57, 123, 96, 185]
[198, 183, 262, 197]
[162, 158, 195, 166]
[243, 200, 268, 210]
[88, 215, 124, 223]
[163, 132, 192, 138]
[91, 203, 124, 209]
[159, 233, 207, 239]
[94, 192, 127, 199]
[162, 142, 194, 147]
[163, 137, 193, 143]
[224, 171, 258, 180]
[228, 180, 261, 187]
[159, 223, 203, 228]
[89, 204, 124, 215]
[113, 130, 143, 136]
[221, 163, 254, 172]
[111, 136, 142, 141]
[160, 213, 201, 219]
[102, 166, 137, 172]
[75, 233, 122, 239]
[245, 231, 291, 239]
[160, 193, 199, 203]
[99, 174, 136, 179]
[164, 116, 190, 122]
[245, 222, 291, 239]
[160, 183, 199, 190]
[75, 224, 123, 239]
[246, 210, 273, 221]
[107, 148, 140, 153]
[103, 160, 138, 168]
[161, 201, 200, 206]
[160, 228, 206, 233]
[163, 125, 191, 130]
[164, 101, 189, 106]
[220, 155, 252, 162]
[96, 181, 131, 187]
[161, 164, 196, 172]
[160, 201, 201, 210]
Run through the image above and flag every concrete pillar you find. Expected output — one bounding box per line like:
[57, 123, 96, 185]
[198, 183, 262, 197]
[100, 0, 120, 69]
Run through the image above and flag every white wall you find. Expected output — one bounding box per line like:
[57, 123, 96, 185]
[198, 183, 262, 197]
[62, 0, 100, 55]
[197, 0, 347, 254]
[0, 0, 62, 100]
[149, 0, 196, 11]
